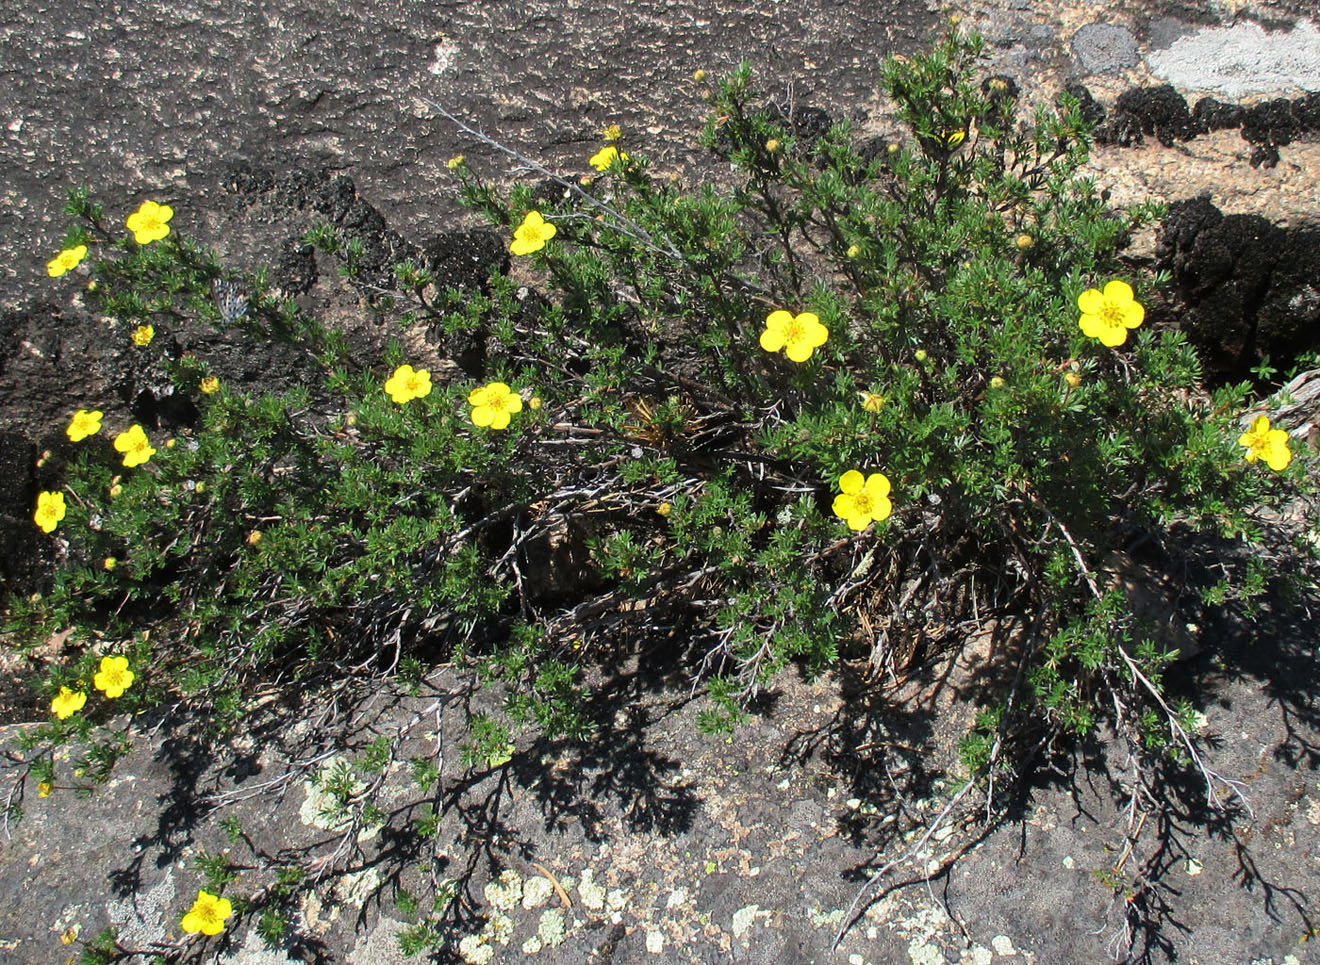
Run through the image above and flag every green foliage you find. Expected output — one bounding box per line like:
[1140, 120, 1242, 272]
[10, 28, 1316, 892]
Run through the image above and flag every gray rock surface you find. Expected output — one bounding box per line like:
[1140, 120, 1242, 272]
[1072, 23, 1141, 74]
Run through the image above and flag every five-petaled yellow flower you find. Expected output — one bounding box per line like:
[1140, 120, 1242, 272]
[832, 470, 893, 531]
[131, 324, 155, 346]
[114, 425, 156, 468]
[1078, 280, 1144, 347]
[34, 491, 66, 533]
[125, 200, 173, 244]
[510, 210, 556, 256]
[47, 245, 88, 277]
[67, 408, 104, 442]
[938, 128, 966, 148]
[199, 376, 220, 395]
[37, 780, 53, 798]
[50, 686, 87, 720]
[589, 145, 629, 171]
[181, 890, 233, 936]
[759, 310, 829, 363]
[601, 124, 622, 142]
[93, 655, 135, 699]
[446, 154, 465, 170]
[1238, 415, 1292, 471]
[384, 364, 433, 404]
[468, 382, 523, 430]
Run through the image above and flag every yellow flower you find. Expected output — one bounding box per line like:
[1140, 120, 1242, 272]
[589, 146, 629, 172]
[247, 530, 263, 546]
[528, 395, 542, 410]
[1015, 233, 1035, 250]
[468, 382, 523, 430]
[47, 245, 88, 277]
[832, 470, 893, 531]
[181, 890, 233, 936]
[764, 138, 781, 154]
[199, 376, 220, 395]
[34, 491, 66, 533]
[759, 310, 829, 363]
[859, 391, 885, 413]
[104, 557, 118, 571]
[446, 154, 465, 170]
[113, 424, 156, 468]
[37, 780, 53, 798]
[601, 124, 622, 142]
[1078, 280, 1144, 347]
[131, 324, 155, 346]
[692, 69, 708, 83]
[939, 128, 966, 148]
[384, 364, 433, 404]
[66, 408, 104, 442]
[1238, 415, 1292, 471]
[50, 686, 87, 720]
[93, 655, 135, 699]
[125, 200, 173, 244]
[656, 502, 672, 516]
[510, 210, 556, 256]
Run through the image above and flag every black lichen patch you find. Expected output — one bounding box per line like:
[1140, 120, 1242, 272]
[1157, 195, 1320, 380]
[1074, 82, 1320, 167]
[1102, 85, 1199, 146]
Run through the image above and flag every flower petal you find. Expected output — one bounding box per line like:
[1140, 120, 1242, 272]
[1077, 289, 1104, 315]
[759, 328, 786, 353]
[1103, 279, 1134, 304]
[1121, 302, 1145, 329]
[839, 470, 864, 494]
[785, 341, 814, 363]
[864, 473, 891, 500]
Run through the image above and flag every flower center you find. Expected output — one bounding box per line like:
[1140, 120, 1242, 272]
[783, 320, 805, 343]
[1100, 305, 1124, 328]
[852, 493, 873, 515]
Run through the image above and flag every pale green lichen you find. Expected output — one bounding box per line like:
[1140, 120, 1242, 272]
[537, 909, 566, 947]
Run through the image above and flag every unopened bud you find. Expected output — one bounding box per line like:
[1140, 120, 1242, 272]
[656, 502, 672, 516]
[1064, 371, 1081, 387]
[103, 557, 117, 571]
[989, 376, 1005, 389]
[846, 244, 861, 259]
[765, 138, 781, 154]
[1015, 233, 1035, 250]
[692, 69, 707, 83]
[247, 530, 262, 546]
[914, 349, 928, 363]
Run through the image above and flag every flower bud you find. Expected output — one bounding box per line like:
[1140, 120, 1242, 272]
[765, 138, 781, 154]
[914, 349, 928, 363]
[656, 502, 672, 516]
[692, 69, 707, 83]
[846, 244, 861, 259]
[528, 396, 542, 410]
[989, 376, 1005, 390]
[1064, 371, 1081, 388]
[247, 530, 262, 546]
[1015, 233, 1035, 250]
[103, 557, 117, 571]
